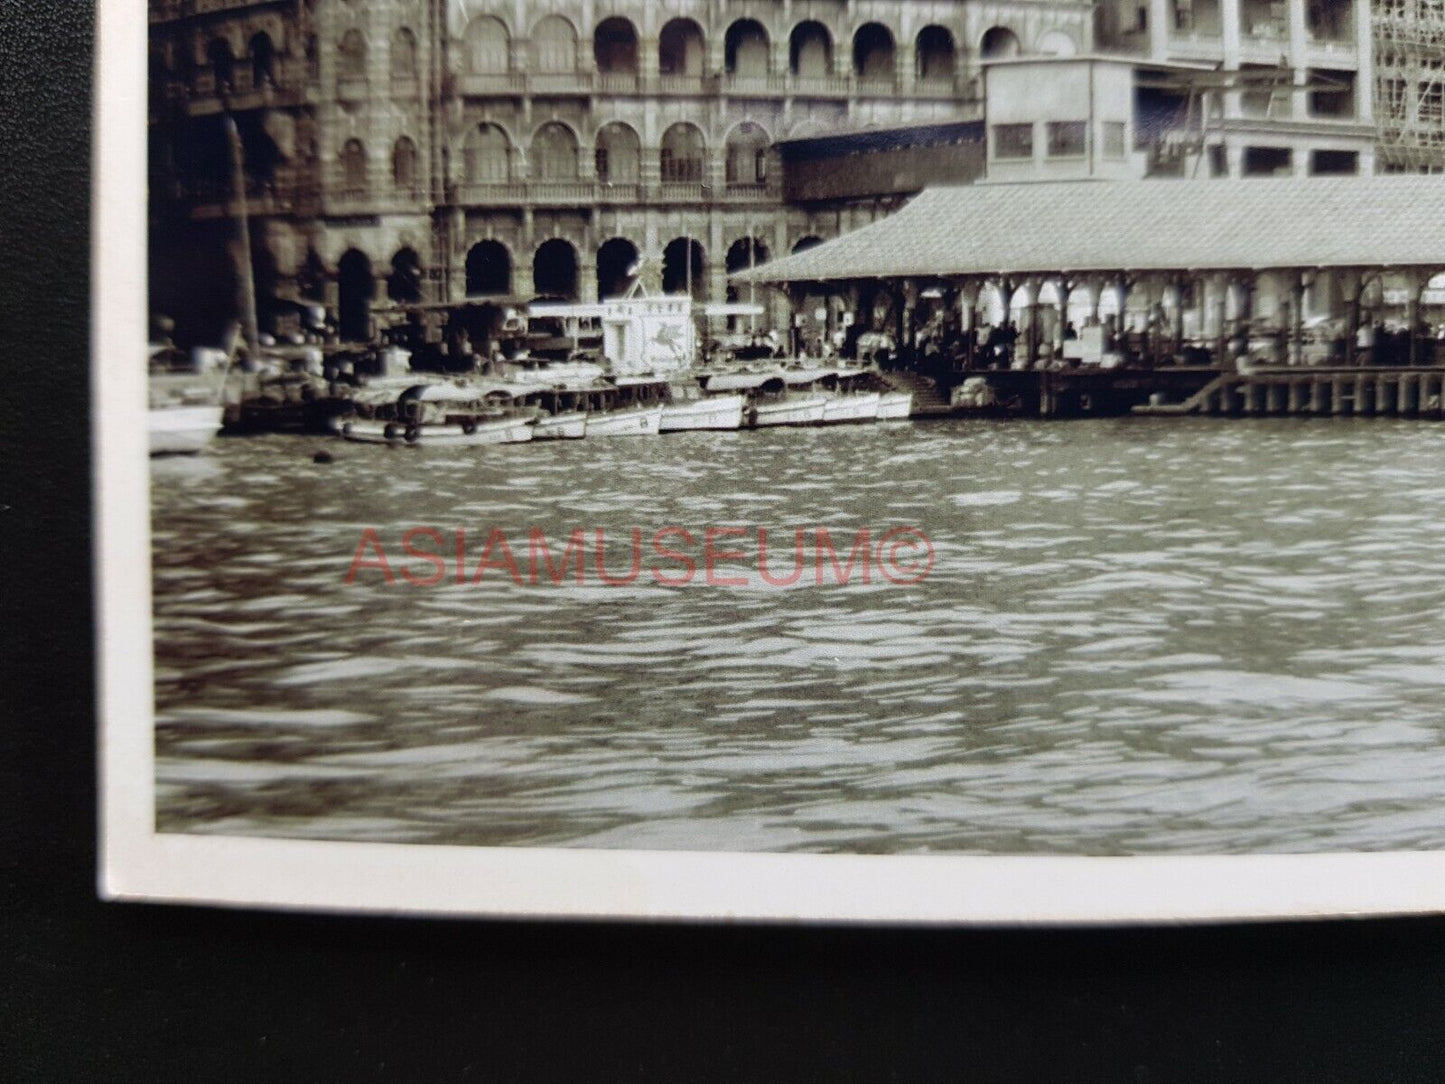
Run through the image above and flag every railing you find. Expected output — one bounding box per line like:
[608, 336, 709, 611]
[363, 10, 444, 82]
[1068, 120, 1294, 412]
[724, 72, 788, 96]
[595, 71, 640, 95]
[167, 58, 314, 113]
[854, 75, 902, 97]
[787, 73, 851, 97]
[455, 71, 527, 96]
[390, 75, 420, 99]
[529, 71, 593, 95]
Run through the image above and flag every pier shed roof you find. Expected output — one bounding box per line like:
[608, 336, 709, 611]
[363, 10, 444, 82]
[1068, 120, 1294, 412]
[731, 176, 1445, 285]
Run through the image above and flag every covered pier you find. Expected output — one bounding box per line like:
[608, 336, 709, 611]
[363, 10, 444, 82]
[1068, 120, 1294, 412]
[731, 176, 1445, 417]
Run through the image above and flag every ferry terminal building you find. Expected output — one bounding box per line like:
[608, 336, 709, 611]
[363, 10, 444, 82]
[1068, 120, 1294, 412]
[148, 0, 1402, 349]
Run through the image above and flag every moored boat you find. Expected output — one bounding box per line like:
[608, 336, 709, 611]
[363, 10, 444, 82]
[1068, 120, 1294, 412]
[749, 392, 830, 428]
[532, 411, 588, 440]
[584, 404, 663, 437]
[149, 342, 227, 456]
[340, 414, 534, 446]
[149, 402, 226, 455]
[821, 390, 881, 425]
[876, 390, 914, 420]
[659, 393, 746, 432]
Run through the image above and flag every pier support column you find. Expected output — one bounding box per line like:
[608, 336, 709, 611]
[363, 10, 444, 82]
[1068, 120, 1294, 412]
[1377, 376, 1392, 416]
[1400, 373, 1417, 416]
[1266, 381, 1284, 414]
[1288, 380, 1305, 414]
[1310, 377, 1326, 414]
[1355, 376, 1370, 416]
[1333, 377, 1348, 415]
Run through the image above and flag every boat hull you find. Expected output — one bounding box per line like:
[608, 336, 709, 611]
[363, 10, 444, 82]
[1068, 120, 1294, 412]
[660, 395, 746, 432]
[340, 417, 534, 446]
[532, 412, 588, 440]
[585, 405, 663, 437]
[148, 405, 223, 456]
[748, 395, 829, 428]
[821, 392, 881, 425]
[876, 391, 914, 420]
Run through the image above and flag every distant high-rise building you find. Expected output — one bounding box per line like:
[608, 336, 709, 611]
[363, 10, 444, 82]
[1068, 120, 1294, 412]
[1373, 0, 1445, 173]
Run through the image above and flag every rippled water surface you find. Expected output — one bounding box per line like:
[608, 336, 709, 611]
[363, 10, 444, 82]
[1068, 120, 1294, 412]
[152, 418, 1445, 854]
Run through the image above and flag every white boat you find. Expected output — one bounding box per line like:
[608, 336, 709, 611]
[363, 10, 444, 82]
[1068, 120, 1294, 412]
[660, 394, 746, 432]
[149, 343, 227, 456]
[585, 404, 663, 437]
[532, 411, 588, 440]
[821, 391, 881, 425]
[749, 394, 829, 428]
[148, 403, 225, 456]
[340, 415, 534, 446]
[876, 390, 914, 420]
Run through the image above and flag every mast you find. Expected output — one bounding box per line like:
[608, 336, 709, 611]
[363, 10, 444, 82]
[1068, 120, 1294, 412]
[225, 114, 260, 361]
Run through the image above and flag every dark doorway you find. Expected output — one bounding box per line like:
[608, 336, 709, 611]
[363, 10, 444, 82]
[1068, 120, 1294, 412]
[388, 247, 423, 303]
[532, 238, 579, 300]
[596, 237, 639, 300]
[662, 237, 705, 300]
[465, 240, 511, 297]
[337, 249, 374, 341]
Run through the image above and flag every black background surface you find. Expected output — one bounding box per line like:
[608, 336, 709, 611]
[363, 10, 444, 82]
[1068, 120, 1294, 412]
[3, 3, 1444, 1080]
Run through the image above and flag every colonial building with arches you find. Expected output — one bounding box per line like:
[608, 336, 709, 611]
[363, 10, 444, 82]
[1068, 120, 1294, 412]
[148, 0, 1094, 343]
[148, 0, 1376, 346]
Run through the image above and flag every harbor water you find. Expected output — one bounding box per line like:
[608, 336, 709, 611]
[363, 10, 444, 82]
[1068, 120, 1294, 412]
[153, 418, 1445, 854]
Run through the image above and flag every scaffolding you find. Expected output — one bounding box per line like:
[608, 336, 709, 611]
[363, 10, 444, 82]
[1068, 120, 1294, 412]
[1375, 0, 1445, 172]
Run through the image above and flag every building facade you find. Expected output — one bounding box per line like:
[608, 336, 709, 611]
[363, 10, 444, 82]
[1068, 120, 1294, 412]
[149, 0, 1096, 343]
[149, 0, 1403, 345]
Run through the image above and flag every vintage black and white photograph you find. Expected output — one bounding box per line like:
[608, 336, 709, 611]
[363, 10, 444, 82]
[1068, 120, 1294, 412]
[99, 0, 1445, 920]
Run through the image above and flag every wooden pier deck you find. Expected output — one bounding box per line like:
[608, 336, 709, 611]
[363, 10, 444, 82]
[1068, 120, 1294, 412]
[1133, 368, 1445, 420]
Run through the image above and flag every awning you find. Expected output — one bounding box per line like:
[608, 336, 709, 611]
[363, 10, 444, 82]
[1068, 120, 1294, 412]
[731, 176, 1445, 286]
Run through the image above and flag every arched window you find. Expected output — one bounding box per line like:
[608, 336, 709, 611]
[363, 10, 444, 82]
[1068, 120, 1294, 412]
[532, 15, 577, 73]
[725, 20, 770, 78]
[661, 237, 705, 299]
[659, 19, 705, 77]
[980, 27, 1021, 59]
[392, 28, 417, 79]
[792, 235, 824, 254]
[249, 33, 275, 88]
[392, 136, 417, 189]
[388, 247, 423, 303]
[594, 122, 641, 185]
[531, 122, 579, 181]
[660, 122, 705, 183]
[915, 26, 956, 81]
[337, 249, 374, 341]
[465, 16, 510, 73]
[596, 237, 639, 300]
[725, 122, 769, 187]
[533, 238, 580, 300]
[463, 123, 511, 184]
[593, 17, 639, 74]
[790, 22, 833, 78]
[853, 24, 896, 81]
[466, 240, 511, 296]
[341, 139, 367, 190]
[206, 38, 235, 89]
[339, 29, 367, 79]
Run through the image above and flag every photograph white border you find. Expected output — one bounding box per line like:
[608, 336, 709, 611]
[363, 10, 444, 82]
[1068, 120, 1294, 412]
[98, 0, 1445, 924]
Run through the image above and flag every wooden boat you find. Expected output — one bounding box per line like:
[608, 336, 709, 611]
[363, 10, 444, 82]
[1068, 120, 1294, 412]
[876, 390, 914, 420]
[821, 390, 881, 424]
[531, 411, 588, 440]
[337, 381, 535, 446]
[148, 343, 226, 456]
[340, 415, 533, 446]
[584, 404, 663, 437]
[660, 393, 746, 432]
[149, 402, 225, 455]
